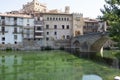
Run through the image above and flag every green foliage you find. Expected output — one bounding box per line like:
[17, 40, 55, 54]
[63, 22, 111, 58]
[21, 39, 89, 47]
[101, 0, 120, 49]
[6, 47, 12, 51]
[59, 46, 65, 50]
[41, 46, 53, 51]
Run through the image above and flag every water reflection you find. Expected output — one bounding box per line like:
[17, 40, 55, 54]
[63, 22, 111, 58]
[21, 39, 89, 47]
[0, 54, 83, 80]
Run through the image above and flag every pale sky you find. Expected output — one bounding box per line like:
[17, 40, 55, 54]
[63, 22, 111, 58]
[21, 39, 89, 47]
[0, 0, 105, 18]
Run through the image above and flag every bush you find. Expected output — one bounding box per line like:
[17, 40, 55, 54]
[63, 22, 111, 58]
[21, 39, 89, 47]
[41, 46, 52, 51]
[6, 47, 12, 51]
[103, 47, 111, 50]
[59, 46, 65, 50]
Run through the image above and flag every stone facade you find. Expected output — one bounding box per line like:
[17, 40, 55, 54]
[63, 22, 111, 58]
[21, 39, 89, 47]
[22, 0, 47, 14]
[83, 18, 107, 34]
[34, 13, 84, 48]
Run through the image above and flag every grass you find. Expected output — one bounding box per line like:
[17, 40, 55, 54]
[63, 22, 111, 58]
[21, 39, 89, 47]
[102, 50, 120, 59]
[0, 50, 120, 80]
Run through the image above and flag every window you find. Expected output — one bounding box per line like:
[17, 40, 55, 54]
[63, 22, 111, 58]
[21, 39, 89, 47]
[37, 27, 42, 30]
[50, 17, 52, 20]
[62, 25, 64, 29]
[35, 32, 42, 36]
[67, 25, 69, 29]
[64, 18, 66, 21]
[14, 41, 17, 44]
[46, 25, 49, 29]
[62, 18, 63, 21]
[2, 32, 4, 35]
[1, 16, 5, 19]
[53, 18, 55, 20]
[47, 17, 49, 20]
[14, 35, 17, 40]
[27, 24, 29, 26]
[59, 18, 61, 20]
[46, 37, 49, 41]
[67, 35, 70, 39]
[2, 37, 5, 41]
[47, 32, 49, 35]
[67, 18, 69, 21]
[14, 27, 17, 33]
[14, 17, 17, 21]
[2, 42, 5, 44]
[54, 25, 57, 29]
[37, 17, 40, 21]
[54, 32, 57, 35]
[1, 27, 5, 32]
[56, 18, 58, 20]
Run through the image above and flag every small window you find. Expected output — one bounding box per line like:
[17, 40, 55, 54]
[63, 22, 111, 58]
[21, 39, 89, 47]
[14, 35, 17, 40]
[14, 27, 17, 33]
[50, 17, 52, 20]
[53, 18, 55, 20]
[67, 18, 69, 21]
[46, 25, 49, 29]
[1, 27, 5, 32]
[2, 37, 5, 41]
[47, 17, 49, 20]
[56, 18, 58, 20]
[1, 16, 5, 19]
[37, 27, 42, 30]
[2, 42, 5, 44]
[64, 18, 66, 21]
[2, 32, 4, 35]
[62, 25, 64, 29]
[14, 41, 17, 44]
[37, 17, 40, 21]
[67, 35, 70, 39]
[54, 32, 57, 35]
[47, 32, 49, 35]
[54, 25, 57, 29]
[46, 37, 49, 41]
[67, 25, 69, 29]
[59, 18, 61, 20]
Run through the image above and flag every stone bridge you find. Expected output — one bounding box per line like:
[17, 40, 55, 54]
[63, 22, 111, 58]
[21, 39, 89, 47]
[71, 32, 109, 56]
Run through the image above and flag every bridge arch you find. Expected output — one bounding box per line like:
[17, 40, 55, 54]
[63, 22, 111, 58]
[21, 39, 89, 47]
[90, 36, 109, 56]
[73, 40, 80, 48]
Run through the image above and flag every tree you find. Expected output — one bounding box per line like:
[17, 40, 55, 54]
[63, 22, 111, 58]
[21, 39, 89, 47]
[101, 0, 120, 49]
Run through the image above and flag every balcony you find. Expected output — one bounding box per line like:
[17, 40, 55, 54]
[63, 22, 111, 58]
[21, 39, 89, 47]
[34, 21, 44, 25]
[35, 36, 44, 39]
[35, 30, 44, 33]
[0, 30, 8, 33]
[2, 21, 5, 25]
[13, 31, 22, 34]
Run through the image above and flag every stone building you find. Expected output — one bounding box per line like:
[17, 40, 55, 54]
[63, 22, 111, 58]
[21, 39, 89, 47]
[83, 18, 107, 34]
[22, 0, 47, 14]
[34, 12, 84, 48]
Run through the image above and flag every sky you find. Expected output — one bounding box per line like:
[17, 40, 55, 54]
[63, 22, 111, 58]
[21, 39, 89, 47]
[0, 0, 106, 18]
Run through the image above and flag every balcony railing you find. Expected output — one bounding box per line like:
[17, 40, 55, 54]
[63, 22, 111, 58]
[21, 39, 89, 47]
[35, 36, 44, 39]
[34, 21, 44, 25]
[2, 21, 5, 25]
[13, 31, 22, 34]
[0, 30, 8, 33]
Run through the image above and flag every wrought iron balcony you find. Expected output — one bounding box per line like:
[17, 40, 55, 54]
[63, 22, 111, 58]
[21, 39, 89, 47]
[0, 30, 8, 33]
